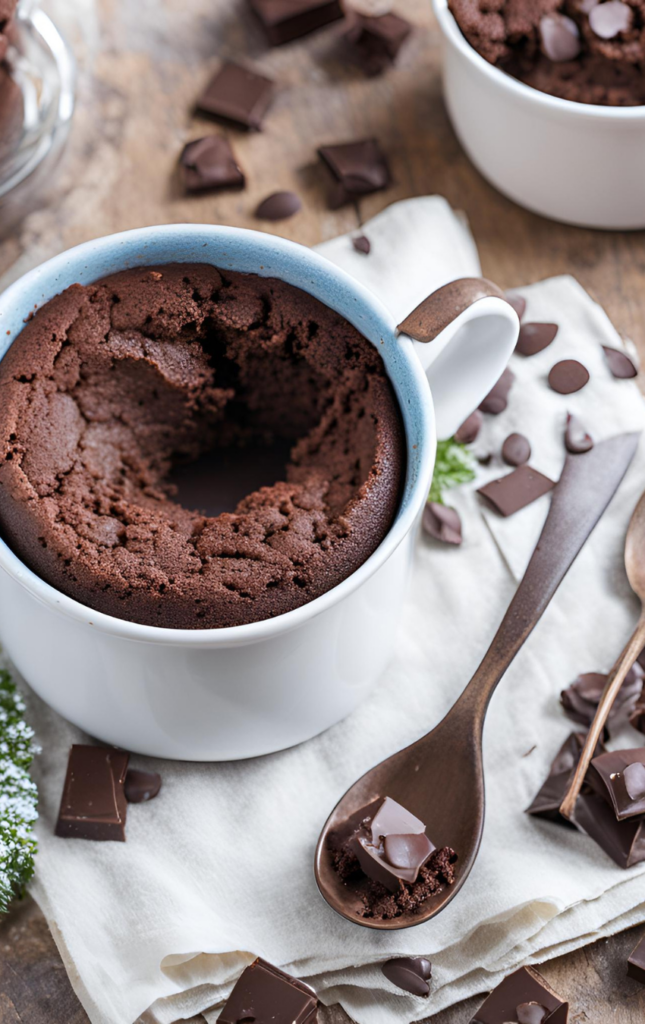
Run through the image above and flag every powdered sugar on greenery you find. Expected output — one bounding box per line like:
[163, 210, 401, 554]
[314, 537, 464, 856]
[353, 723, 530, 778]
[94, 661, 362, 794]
[0, 667, 38, 914]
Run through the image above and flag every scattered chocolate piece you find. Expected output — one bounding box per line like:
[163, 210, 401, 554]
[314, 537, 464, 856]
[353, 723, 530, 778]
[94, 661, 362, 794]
[55, 745, 129, 842]
[527, 732, 605, 824]
[502, 432, 531, 467]
[564, 413, 593, 454]
[352, 234, 371, 255]
[381, 957, 432, 997]
[218, 957, 318, 1024]
[516, 322, 558, 357]
[124, 768, 162, 804]
[255, 191, 302, 220]
[179, 136, 245, 192]
[197, 62, 274, 130]
[477, 465, 554, 517]
[539, 13, 581, 62]
[455, 409, 483, 445]
[561, 665, 643, 733]
[470, 965, 569, 1023]
[589, 1, 633, 40]
[588, 750, 645, 820]
[248, 0, 343, 45]
[422, 502, 462, 545]
[548, 359, 590, 395]
[479, 367, 515, 415]
[318, 139, 390, 209]
[477, 452, 493, 466]
[347, 796, 436, 890]
[573, 789, 645, 869]
[345, 12, 412, 75]
[505, 292, 526, 321]
[602, 344, 638, 379]
[627, 933, 645, 985]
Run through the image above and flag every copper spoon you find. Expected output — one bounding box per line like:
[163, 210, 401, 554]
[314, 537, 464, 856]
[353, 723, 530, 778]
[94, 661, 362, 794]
[560, 487, 645, 822]
[314, 433, 640, 930]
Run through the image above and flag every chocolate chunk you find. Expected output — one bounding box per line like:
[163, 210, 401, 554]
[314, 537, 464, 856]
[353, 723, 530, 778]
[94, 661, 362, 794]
[516, 322, 558, 357]
[470, 965, 569, 1023]
[573, 790, 645, 869]
[564, 413, 593, 454]
[381, 957, 432, 997]
[249, 0, 343, 45]
[548, 359, 590, 395]
[502, 432, 531, 467]
[255, 191, 302, 221]
[55, 745, 129, 842]
[455, 409, 483, 445]
[588, 750, 645, 820]
[422, 502, 462, 545]
[345, 12, 412, 75]
[602, 344, 638, 379]
[477, 465, 554, 517]
[197, 62, 274, 130]
[180, 136, 245, 192]
[505, 292, 526, 321]
[479, 367, 515, 415]
[561, 665, 643, 733]
[589, 1, 633, 40]
[218, 958, 318, 1024]
[627, 933, 645, 985]
[539, 13, 581, 62]
[527, 732, 605, 824]
[352, 234, 371, 254]
[318, 139, 390, 208]
[348, 796, 436, 891]
[124, 768, 162, 804]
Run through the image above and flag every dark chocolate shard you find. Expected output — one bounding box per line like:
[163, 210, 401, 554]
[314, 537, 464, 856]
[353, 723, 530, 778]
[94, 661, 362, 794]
[527, 732, 605, 825]
[381, 956, 431, 997]
[197, 62, 274, 130]
[548, 359, 590, 395]
[345, 12, 412, 76]
[255, 191, 302, 221]
[589, 1, 633, 40]
[124, 768, 162, 804]
[470, 965, 569, 1024]
[348, 796, 435, 891]
[539, 13, 581, 61]
[564, 413, 593, 454]
[218, 958, 318, 1024]
[561, 664, 643, 733]
[627, 933, 645, 985]
[180, 136, 245, 192]
[573, 790, 645, 869]
[505, 291, 526, 321]
[249, 0, 343, 46]
[502, 432, 531, 467]
[318, 139, 390, 208]
[588, 749, 645, 820]
[455, 409, 483, 445]
[352, 234, 371, 255]
[479, 367, 515, 415]
[56, 745, 129, 842]
[478, 465, 554, 517]
[422, 502, 462, 545]
[516, 322, 558, 357]
[602, 344, 638, 379]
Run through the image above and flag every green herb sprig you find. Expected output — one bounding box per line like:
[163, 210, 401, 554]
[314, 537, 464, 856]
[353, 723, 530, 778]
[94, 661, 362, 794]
[429, 437, 476, 505]
[0, 668, 38, 914]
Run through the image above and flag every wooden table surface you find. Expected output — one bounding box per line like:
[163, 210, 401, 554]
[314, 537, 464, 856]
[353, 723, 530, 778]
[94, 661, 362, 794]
[2, 0, 645, 1021]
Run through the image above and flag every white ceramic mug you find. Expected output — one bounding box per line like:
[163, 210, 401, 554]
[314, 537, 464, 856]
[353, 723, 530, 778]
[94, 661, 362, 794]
[0, 225, 518, 759]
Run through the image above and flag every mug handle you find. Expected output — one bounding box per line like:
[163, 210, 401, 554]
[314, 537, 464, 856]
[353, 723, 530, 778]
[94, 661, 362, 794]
[397, 278, 519, 440]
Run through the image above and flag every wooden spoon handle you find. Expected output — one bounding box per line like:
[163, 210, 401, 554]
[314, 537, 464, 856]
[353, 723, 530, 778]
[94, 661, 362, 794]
[559, 611, 645, 821]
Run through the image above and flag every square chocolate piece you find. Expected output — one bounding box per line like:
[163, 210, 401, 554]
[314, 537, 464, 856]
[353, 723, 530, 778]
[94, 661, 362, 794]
[197, 62, 274, 130]
[588, 749, 645, 820]
[56, 745, 129, 842]
[477, 465, 554, 517]
[526, 732, 604, 825]
[249, 0, 343, 45]
[346, 13, 412, 75]
[470, 965, 569, 1023]
[573, 791, 645, 869]
[628, 933, 645, 985]
[318, 139, 390, 209]
[218, 958, 318, 1024]
[348, 796, 435, 891]
[180, 136, 245, 192]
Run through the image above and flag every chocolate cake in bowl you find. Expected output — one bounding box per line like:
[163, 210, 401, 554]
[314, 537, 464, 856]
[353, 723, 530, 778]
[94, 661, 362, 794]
[0, 263, 405, 630]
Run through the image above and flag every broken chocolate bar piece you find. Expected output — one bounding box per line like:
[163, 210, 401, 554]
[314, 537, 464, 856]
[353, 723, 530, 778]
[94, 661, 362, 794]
[197, 62, 274, 130]
[249, 0, 343, 45]
[348, 796, 435, 891]
[318, 139, 390, 208]
[218, 957, 318, 1024]
[345, 12, 412, 75]
[470, 965, 569, 1023]
[588, 749, 645, 820]
[573, 790, 645, 869]
[527, 732, 605, 825]
[477, 465, 554, 517]
[561, 665, 643, 733]
[56, 745, 129, 842]
[381, 956, 431, 996]
[180, 136, 245, 192]
[627, 933, 645, 985]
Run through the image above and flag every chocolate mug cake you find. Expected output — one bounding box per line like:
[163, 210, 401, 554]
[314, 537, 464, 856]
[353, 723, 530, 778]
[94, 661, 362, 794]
[0, 264, 405, 629]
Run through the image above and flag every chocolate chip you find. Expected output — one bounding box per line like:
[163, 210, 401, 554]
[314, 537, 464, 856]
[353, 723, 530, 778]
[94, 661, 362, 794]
[352, 234, 371, 254]
[255, 191, 302, 221]
[502, 432, 531, 467]
[565, 412, 593, 454]
[479, 367, 515, 414]
[381, 957, 432, 997]
[539, 13, 581, 61]
[455, 409, 483, 445]
[179, 136, 245, 192]
[422, 502, 462, 545]
[516, 322, 558, 357]
[197, 62, 274, 130]
[602, 344, 637, 379]
[589, 1, 633, 39]
[124, 769, 162, 804]
[505, 291, 526, 320]
[477, 465, 554, 517]
[249, 0, 343, 45]
[516, 1002, 548, 1024]
[345, 12, 412, 76]
[548, 359, 590, 394]
[318, 139, 390, 208]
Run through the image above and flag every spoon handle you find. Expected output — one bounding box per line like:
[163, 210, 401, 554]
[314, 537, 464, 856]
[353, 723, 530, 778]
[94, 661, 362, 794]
[559, 611, 645, 821]
[459, 432, 640, 723]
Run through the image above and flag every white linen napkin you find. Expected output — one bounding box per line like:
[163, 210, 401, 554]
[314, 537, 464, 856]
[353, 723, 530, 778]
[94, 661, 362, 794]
[4, 196, 645, 1024]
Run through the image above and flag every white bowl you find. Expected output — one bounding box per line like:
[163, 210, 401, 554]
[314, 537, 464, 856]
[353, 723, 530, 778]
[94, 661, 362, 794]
[433, 0, 645, 230]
